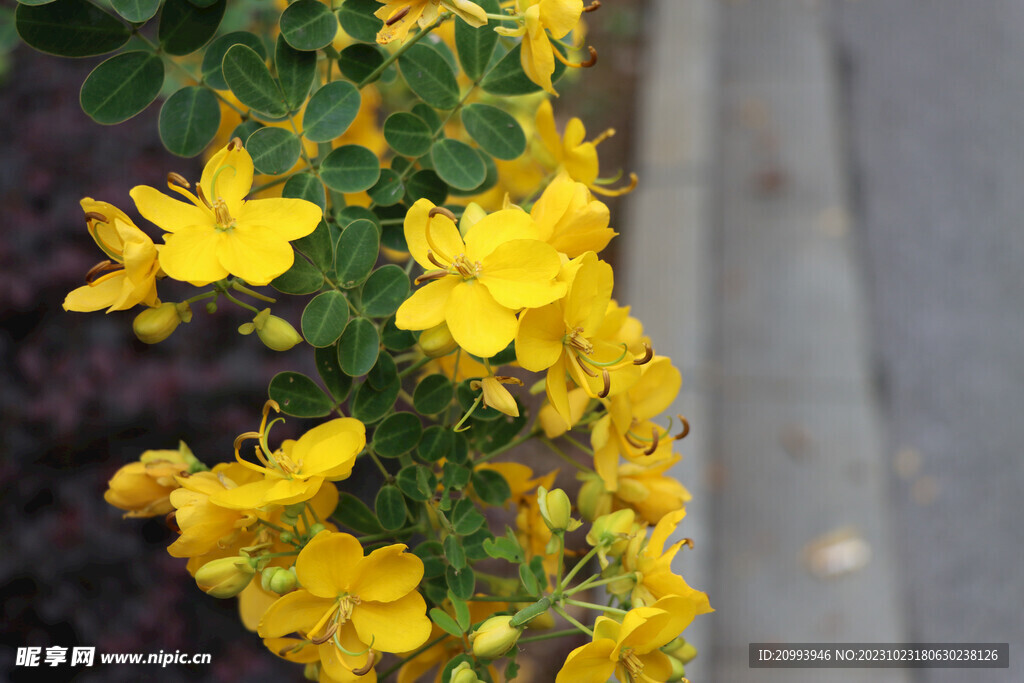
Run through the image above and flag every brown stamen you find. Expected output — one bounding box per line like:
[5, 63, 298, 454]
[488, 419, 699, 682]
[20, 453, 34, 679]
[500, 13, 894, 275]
[386, 6, 410, 25]
[681, 538, 694, 550]
[414, 270, 449, 286]
[167, 172, 190, 189]
[597, 369, 611, 398]
[623, 432, 646, 449]
[351, 650, 375, 676]
[427, 250, 447, 269]
[165, 511, 180, 534]
[574, 354, 598, 377]
[674, 415, 690, 441]
[632, 342, 653, 365]
[309, 622, 339, 645]
[643, 427, 660, 456]
[580, 46, 598, 68]
[195, 184, 213, 209]
[495, 376, 524, 386]
[85, 260, 122, 284]
[428, 206, 457, 221]
[84, 211, 108, 223]
[227, 137, 242, 151]
[583, 0, 601, 11]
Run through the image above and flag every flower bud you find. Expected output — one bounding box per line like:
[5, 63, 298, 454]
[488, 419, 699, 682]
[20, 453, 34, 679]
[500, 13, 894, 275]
[667, 655, 686, 681]
[303, 663, 319, 681]
[104, 458, 188, 518]
[470, 615, 522, 659]
[251, 308, 303, 352]
[261, 566, 298, 594]
[132, 302, 188, 344]
[195, 557, 255, 598]
[471, 376, 522, 418]
[449, 662, 481, 683]
[576, 474, 611, 521]
[458, 202, 487, 236]
[307, 522, 327, 537]
[419, 322, 458, 358]
[537, 486, 575, 533]
[586, 509, 636, 567]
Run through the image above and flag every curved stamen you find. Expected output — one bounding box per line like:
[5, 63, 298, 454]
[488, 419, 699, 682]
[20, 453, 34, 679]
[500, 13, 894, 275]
[643, 427, 660, 456]
[309, 622, 338, 645]
[583, 0, 600, 11]
[167, 181, 215, 215]
[195, 184, 213, 209]
[424, 215, 456, 264]
[210, 164, 238, 203]
[623, 431, 646, 449]
[85, 260, 123, 285]
[165, 511, 181, 534]
[351, 649, 376, 676]
[674, 415, 690, 441]
[590, 172, 638, 197]
[597, 369, 611, 399]
[167, 172, 190, 189]
[427, 250, 447, 269]
[633, 342, 653, 365]
[577, 343, 629, 368]
[553, 45, 598, 69]
[227, 137, 242, 151]
[573, 352, 598, 377]
[414, 269, 450, 286]
[333, 630, 372, 657]
[681, 538, 695, 550]
[428, 206, 457, 221]
[234, 431, 271, 472]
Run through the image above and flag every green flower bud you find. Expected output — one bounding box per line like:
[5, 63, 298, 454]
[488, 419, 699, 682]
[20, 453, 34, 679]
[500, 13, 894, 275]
[302, 662, 319, 681]
[449, 662, 482, 683]
[538, 486, 577, 533]
[586, 509, 636, 563]
[132, 302, 189, 344]
[667, 655, 686, 681]
[279, 531, 294, 544]
[576, 474, 611, 521]
[470, 615, 522, 659]
[307, 523, 327, 537]
[251, 308, 303, 352]
[676, 641, 697, 664]
[195, 556, 254, 598]
[458, 202, 487, 237]
[419, 322, 458, 358]
[269, 566, 298, 595]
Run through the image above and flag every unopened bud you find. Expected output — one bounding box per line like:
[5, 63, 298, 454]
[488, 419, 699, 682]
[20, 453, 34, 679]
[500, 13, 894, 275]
[449, 662, 481, 683]
[576, 474, 611, 521]
[537, 486, 577, 533]
[132, 302, 189, 344]
[252, 308, 303, 351]
[458, 202, 487, 237]
[195, 556, 254, 598]
[419, 322, 458, 358]
[206, 302, 217, 314]
[261, 566, 298, 594]
[470, 615, 522, 659]
[667, 656, 686, 681]
[586, 509, 636, 567]
[303, 662, 319, 681]
[307, 522, 327, 537]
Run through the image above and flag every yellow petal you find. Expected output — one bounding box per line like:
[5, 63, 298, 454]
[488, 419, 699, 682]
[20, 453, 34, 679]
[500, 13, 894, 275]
[463, 208, 539, 262]
[296, 531, 364, 598]
[200, 142, 255, 215]
[318, 625, 375, 681]
[236, 198, 323, 241]
[445, 281, 518, 358]
[63, 274, 126, 312]
[521, 7, 557, 96]
[130, 186, 211, 233]
[292, 418, 366, 479]
[395, 275, 460, 331]
[263, 637, 321, 663]
[240, 583, 278, 632]
[159, 227, 229, 285]
[535, 99, 562, 165]
[351, 591, 431, 653]
[539, 0, 583, 37]
[629, 357, 681, 421]
[478, 239, 566, 309]
[565, 252, 613, 334]
[216, 223, 295, 286]
[443, 0, 487, 26]
[515, 303, 565, 372]
[257, 589, 334, 638]
[615, 606, 675, 656]
[564, 140, 599, 187]
[555, 640, 617, 683]
[404, 198, 464, 270]
[349, 544, 423, 603]
[544, 360, 573, 431]
[479, 376, 519, 417]
[81, 197, 134, 260]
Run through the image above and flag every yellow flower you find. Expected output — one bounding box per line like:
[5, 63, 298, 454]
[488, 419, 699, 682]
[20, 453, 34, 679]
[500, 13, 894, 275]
[103, 443, 198, 517]
[531, 172, 616, 258]
[375, 0, 486, 45]
[535, 99, 637, 196]
[515, 252, 641, 429]
[167, 462, 263, 559]
[63, 199, 161, 312]
[258, 531, 431, 681]
[578, 457, 692, 525]
[619, 510, 712, 613]
[496, 0, 585, 96]
[130, 140, 322, 286]
[212, 410, 366, 510]
[469, 375, 523, 417]
[556, 595, 708, 683]
[395, 200, 565, 358]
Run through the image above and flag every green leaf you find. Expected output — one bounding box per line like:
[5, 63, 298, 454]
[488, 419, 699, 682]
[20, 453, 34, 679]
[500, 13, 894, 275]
[397, 465, 436, 502]
[276, 34, 317, 112]
[372, 412, 422, 458]
[519, 562, 540, 595]
[158, 0, 224, 56]
[444, 535, 466, 570]
[463, 528, 492, 561]
[268, 371, 333, 417]
[158, 86, 221, 157]
[461, 103, 526, 161]
[350, 376, 399, 423]
[367, 169, 404, 207]
[442, 462, 471, 492]
[483, 534, 523, 563]
[445, 565, 475, 601]
[399, 43, 460, 110]
[412, 103, 444, 133]
[337, 317, 379, 376]
[451, 497, 485, 535]
[271, 254, 324, 294]
[418, 425, 453, 463]
[481, 42, 567, 96]
[454, 0, 499, 80]
[301, 291, 350, 347]
[300, 81, 360, 144]
[334, 492, 384, 534]
[382, 317, 416, 351]
[315, 345, 352, 402]
[360, 265, 409, 318]
[80, 51, 163, 125]
[222, 44, 288, 118]
[381, 222, 408, 254]
[231, 119, 262, 142]
[16, 0, 130, 57]
[280, 0, 337, 51]
[338, 205, 379, 228]
[336, 0, 382, 43]
[376, 485, 407, 530]
[431, 139, 486, 191]
[472, 469, 511, 506]
[293, 220, 333, 274]
[366, 351, 397, 390]
[429, 608, 464, 638]
[450, 432, 469, 465]
[413, 374, 453, 415]
[246, 127, 301, 175]
[336, 43, 385, 83]
[383, 112, 433, 158]
[450, 591, 471, 630]
[334, 218, 380, 288]
[405, 170, 448, 205]
[202, 32, 266, 90]
[110, 0, 160, 23]
[447, 149, 496, 197]
[284, 173, 327, 216]
[320, 145, 381, 194]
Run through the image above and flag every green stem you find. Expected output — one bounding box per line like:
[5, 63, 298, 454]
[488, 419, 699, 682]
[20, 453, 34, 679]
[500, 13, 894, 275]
[398, 356, 433, 378]
[231, 281, 277, 303]
[559, 433, 594, 456]
[560, 546, 598, 590]
[518, 628, 587, 644]
[183, 290, 218, 305]
[366, 448, 392, 480]
[256, 519, 291, 535]
[552, 605, 593, 637]
[251, 173, 297, 195]
[540, 437, 594, 474]
[358, 20, 442, 88]
[221, 289, 261, 314]
[564, 598, 627, 615]
[355, 526, 422, 544]
[466, 595, 538, 603]
[564, 573, 637, 596]
[259, 550, 300, 559]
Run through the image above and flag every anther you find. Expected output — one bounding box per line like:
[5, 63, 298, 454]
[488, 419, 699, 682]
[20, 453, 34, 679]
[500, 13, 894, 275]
[427, 250, 447, 269]
[580, 46, 598, 68]
[633, 342, 653, 365]
[165, 511, 181, 534]
[681, 538, 694, 550]
[351, 651, 375, 676]
[674, 415, 690, 441]
[84, 211, 108, 223]
[574, 354, 598, 377]
[386, 6, 410, 25]
[227, 137, 242, 151]
[428, 206, 457, 221]
[583, 0, 601, 11]
[623, 432, 646, 449]
[598, 369, 611, 398]
[167, 172, 190, 189]
[195, 184, 213, 208]
[415, 270, 449, 285]
[643, 427, 660, 456]
[85, 260, 122, 284]
[310, 622, 338, 645]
